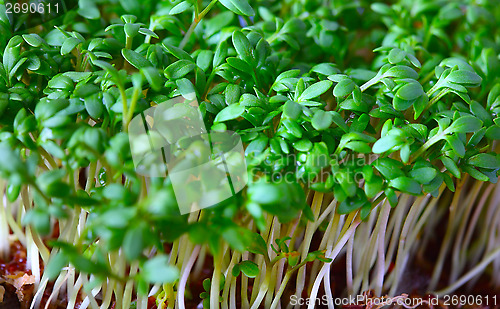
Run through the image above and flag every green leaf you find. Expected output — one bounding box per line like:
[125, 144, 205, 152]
[45, 253, 67, 280]
[468, 153, 500, 169]
[389, 177, 422, 195]
[232, 31, 253, 64]
[122, 49, 153, 69]
[85, 94, 104, 119]
[283, 100, 302, 120]
[337, 198, 366, 214]
[371, 3, 391, 14]
[169, 1, 192, 14]
[9, 58, 27, 81]
[445, 134, 465, 157]
[485, 125, 500, 140]
[406, 54, 421, 68]
[447, 70, 482, 86]
[176, 78, 197, 99]
[246, 233, 267, 256]
[392, 96, 413, 111]
[163, 43, 194, 61]
[282, 119, 302, 138]
[372, 135, 402, 153]
[22, 34, 44, 47]
[373, 158, 405, 179]
[470, 101, 491, 126]
[345, 141, 371, 153]
[141, 67, 163, 91]
[384, 66, 419, 79]
[298, 80, 332, 101]
[441, 156, 461, 178]
[197, 50, 214, 72]
[333, 79, 354, 98]
[214, 104, 245, 122]
[142, 255, 179, 283]
[388, 48, 405, 64]
[165, 60, 196, 79]
[331, 111, 349, 132]
[219, 0, 255, 16]
[311, 110, 333, 131]
[213, 42, 228, 68]
[139, 28, 159, 39]
[385, 188, 398, 207]
[238, 261, 259, 278]
[462, 165, 489, 181]
[448, 116, 483, 133]
[248, 182, 281, 205]
[293, 139, 312, 152]
[124, 23, 140, 38]
[232, 265, 241, 277]
[226, 57, 252, 73]
[124, 224, 146, 260]
[48, 75, 74, 90]
[61, 37, 81, 55]
[364, 176, 383, 199]
[396, 82, 424, 100]
[93, 60, 120, 81]
[409, 167, 437, 184]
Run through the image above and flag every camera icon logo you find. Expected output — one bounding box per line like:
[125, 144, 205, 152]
[128, 94, 248, 214]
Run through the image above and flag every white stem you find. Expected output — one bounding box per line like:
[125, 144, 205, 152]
[67, 273, 84, 309]
[434, 246, 500, 295]
[307, 219, 361, 309]
[0, 182, 10, 260]
[44, 269, 71, 309]
[26, 227, 41, 288]
[123, 262, 139, 309]
[389, 195, 430, 295]
[450, 182, 483, 283]
[346, 235, 354, 296]
[374, 202, 391, 296]
[294, 192, 323, 308]
[178, 245, 201, 309]
[79, 274, 102, 309]
[5, 199, 27, 246]
[323, 268, 335, 309]
[30, 277, 49, 309]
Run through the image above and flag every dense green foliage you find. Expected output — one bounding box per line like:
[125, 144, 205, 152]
[0, 0, 499, 308]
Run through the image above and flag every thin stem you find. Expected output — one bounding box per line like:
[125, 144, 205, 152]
[426, 88, 448, 109]
[409, 128, 448, 163]
[294, 192, 323, 303]
[125, 86, 140, 128]
[374, 201, 391, 296]
[307, 218, 361, 309]
[249, 264, 272, 309]
[269, 270, 292, 309]
[210, 243, 225, 309]
[450, 181, 484, 283]
[434, 246, 500, 295]
[0, 181, 10, 260]
[119, 85, 129, 131]
[428, 179, 466, 290]
[179, 0, 219, 49]
[360, 76, 380, 92]
[125, 35, 133, 50]
[178, 245, 201, 309]
[179, 21, 197, 50]
[346, 234, 354, 296]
